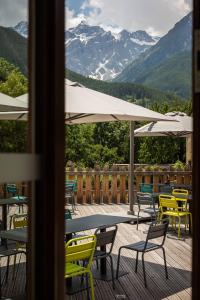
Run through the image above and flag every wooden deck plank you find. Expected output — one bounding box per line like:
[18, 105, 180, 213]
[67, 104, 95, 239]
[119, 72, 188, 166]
[0, 204, 191, 299]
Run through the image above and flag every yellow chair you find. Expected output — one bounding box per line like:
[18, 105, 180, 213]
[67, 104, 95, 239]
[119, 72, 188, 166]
[172, 189, 189, 211]
[65, 235, 96, 300]
[10, 214, 27, 280]
[159, 194, 192, 239]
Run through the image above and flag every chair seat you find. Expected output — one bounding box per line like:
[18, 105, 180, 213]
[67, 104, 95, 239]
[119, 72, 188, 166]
[143, 208, 159, 214]
[122, 240, 159, 252]
[93, 250, 107, 258]
[12, 196, 26, 201]
[162, 211, 190, 217]
[0, 248, 26, 258]
[65, 262, 85, 276]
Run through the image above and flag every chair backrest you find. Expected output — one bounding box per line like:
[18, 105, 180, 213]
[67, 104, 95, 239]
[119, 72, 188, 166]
[140, 183, 153, 193]
[94, 225, 118, 254]
[64, 209, 72, 220]
[172, 189, 189, 196]
[137, 193, 154, 207]
[172, 189, 189, 210]
[159, 194, 178, 210]
[158, 184, 172, 193]
[12, 214, 28, 229]
[65, 180, 77, 192]
[6, 184, 17, 196]
[145, 220, 169, 248]
[65, 235, 96, 270]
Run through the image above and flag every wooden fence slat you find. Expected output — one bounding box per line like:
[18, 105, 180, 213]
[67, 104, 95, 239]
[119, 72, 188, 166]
[111, 166, 118, 204]
[77, 167, 83, 204]
[102, 166, 110, 204]
[85, 168, 92, 204]
[120, 169, 127, 204]
[94, 165, 101, 204]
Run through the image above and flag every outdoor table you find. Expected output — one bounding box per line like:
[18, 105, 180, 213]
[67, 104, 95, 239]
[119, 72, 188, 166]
[0, 197, 28, 231]
[0, 227, 27, 243]
[0, 228, 27, 299]
[65, 214, 133, 294]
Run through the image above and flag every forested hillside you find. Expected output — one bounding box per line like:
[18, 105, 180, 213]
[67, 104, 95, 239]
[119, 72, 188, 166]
[66, 69, 185, 107]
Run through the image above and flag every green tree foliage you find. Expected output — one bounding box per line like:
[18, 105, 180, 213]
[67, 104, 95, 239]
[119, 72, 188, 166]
[0, 58, 28, 152]
[138, 136, 186, 164]
[66, 68, 184, 105]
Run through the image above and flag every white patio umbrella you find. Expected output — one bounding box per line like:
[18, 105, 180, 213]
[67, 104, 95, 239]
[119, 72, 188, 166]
[134, 112, 192, 137]
[65, 80, 176, 124]
[135, 111, 193, 163]
[0, 92, 27, 112]
[3, 81, 176, 213]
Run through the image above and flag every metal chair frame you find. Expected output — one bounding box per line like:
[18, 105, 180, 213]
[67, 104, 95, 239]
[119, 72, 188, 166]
[93, 225, 118, 289]
[136, 193, 159, 230]
[65, 180, 77, 213]
[116, 220, 169, 287]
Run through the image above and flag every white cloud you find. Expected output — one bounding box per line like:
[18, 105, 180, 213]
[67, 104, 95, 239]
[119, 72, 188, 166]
[67, 0, 192, 36]
[0, 0, 27, 27]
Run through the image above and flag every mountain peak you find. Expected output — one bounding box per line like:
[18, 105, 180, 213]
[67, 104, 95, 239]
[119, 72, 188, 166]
[13, 21, 28, 38]
[65, 23, 158, 80]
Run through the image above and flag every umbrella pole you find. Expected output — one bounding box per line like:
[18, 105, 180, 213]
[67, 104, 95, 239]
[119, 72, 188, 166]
[128, 121, 135, 215]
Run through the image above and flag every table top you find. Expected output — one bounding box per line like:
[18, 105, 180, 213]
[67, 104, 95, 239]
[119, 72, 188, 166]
[0, 227, 27, 243]
[0, 197, 28, 205]
[65, 214, 133, 235]
[152, 192, 192, 201]
[0, 214, 133, 242]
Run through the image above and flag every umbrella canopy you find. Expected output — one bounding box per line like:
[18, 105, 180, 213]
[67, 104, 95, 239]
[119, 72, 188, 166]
[0, 92, 27, 112]
[134, 111, 192, 137]
[1, 81, 177, 214]
[12, 80, 175, 123]
[65, 80, 175, 124]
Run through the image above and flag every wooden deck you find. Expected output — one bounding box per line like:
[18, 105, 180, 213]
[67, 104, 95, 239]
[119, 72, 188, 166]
[67, 204, 192, 300]
[0, 204, 192, 299]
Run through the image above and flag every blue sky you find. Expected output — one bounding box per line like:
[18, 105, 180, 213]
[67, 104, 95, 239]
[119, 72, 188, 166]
[0, 0, 192, 36]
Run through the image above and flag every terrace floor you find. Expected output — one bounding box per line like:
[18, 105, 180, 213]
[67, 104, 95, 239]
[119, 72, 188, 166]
[67, 204, 192, 300]
[0, 204, 192, 299]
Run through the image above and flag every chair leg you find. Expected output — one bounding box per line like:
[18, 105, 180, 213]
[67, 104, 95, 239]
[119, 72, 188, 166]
[116, 247, 123, 279]
[96, 259, 99, 269]
[141, 253, 147, 288]
[88, 271, 95, 300]
[137, 211, 140, 230]
[135, 251, 139, 273]
[12, 254, 17, 281]
[178, 217, 181, 239]
[109, 255, 115, 290]
[161, 247, 168, 279]
[86, 273, 90, 300]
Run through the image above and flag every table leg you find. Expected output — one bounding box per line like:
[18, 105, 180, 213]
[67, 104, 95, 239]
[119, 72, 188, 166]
[1, 205, 7, 246]
[189, 200, 192, 234]
[93, 228, 128, 281]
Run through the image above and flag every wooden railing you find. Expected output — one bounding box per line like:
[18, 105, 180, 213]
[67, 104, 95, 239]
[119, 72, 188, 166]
[0, 166, 192, 204]
[66, 166, 192, 205]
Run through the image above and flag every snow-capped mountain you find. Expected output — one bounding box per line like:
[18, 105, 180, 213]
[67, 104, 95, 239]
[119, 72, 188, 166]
[65, 22, 159, 80]
[13, 20, 159, 81]
[13, 21, 28, 38]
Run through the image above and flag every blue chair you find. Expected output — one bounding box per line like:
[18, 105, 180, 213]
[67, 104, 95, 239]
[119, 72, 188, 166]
[65, 180, 77, 213]
[139, 183, 153, 194]
[6, 184, 26, 214]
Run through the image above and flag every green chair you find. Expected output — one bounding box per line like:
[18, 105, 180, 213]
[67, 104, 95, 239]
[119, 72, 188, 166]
[65, 180, 77, 213]
[6, 184, 26, 213]
[139, 183, 153, 194]
[65, 235, 96, 300]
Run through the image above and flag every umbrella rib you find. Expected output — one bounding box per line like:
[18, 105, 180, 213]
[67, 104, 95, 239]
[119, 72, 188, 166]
[111, 114, 120, 121]
[17, 113, 26, 120]
[65, 113, 95, 122]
